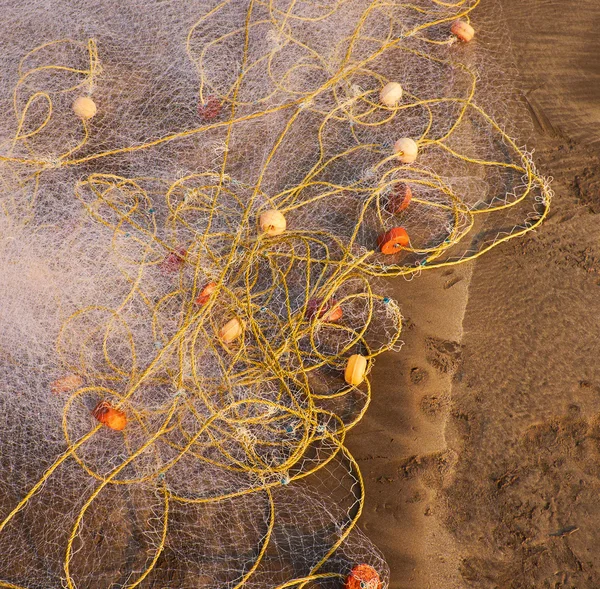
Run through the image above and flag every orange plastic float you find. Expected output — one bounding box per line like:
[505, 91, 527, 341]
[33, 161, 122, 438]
[198, 94, 222, 120]
[72, 96, 97, 119]
[195, 281, 217, 305]
[92, 401, 127, 431]
[306, 298, 343, 322]
[377, 227, 410, 254]
[451, 20, 475, 43]
[386, 183, 412, 214]
[161, 247, 187, 273]
[219, 317, 244, 343]
[50, 374, 83, 395]
[344, 354, 367, 386]
[259, 209, 287, 236]
[393, 138, 418, 164]
[345, 564, 381, 589]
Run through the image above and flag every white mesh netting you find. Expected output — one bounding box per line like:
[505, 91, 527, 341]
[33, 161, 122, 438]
[0, 1, 550, 588]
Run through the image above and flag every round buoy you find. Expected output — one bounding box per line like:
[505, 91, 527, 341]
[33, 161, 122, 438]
[377, 227, 410, 254]
[195, 281, 217, 305]
[307, 298, 343, 322]
[50, 374, 83, 395]
[379, 82, 403, 107]
[393, 138, 418, 164]
[344, 354, 367, 386]
[198, 95, 222, 120]
[451, 20, 475, 43]
[92, 401, 127, 431]
[386, 183, 412, 214]
[72, 96, 97, 120]
[345, 565, 381, 589]
[220, 318, 244, 343]
[161, 247, 187, 273]
[259, 210, 287, 236]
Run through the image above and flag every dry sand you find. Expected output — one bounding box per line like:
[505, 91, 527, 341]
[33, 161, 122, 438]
[348, 1, 600, 587]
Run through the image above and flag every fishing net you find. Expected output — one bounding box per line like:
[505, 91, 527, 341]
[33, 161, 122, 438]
[0, 0, 551, 588]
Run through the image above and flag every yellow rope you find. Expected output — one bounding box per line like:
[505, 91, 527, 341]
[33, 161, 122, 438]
[0, 0, 551, 586]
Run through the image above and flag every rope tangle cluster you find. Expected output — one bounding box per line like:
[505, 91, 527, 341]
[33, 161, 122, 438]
[0, 1, 550, 588]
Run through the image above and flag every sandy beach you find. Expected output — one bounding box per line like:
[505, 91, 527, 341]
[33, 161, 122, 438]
[350, 1, 600, 587]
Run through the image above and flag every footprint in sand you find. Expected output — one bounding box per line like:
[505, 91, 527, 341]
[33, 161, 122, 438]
[425, 337, 463, 374]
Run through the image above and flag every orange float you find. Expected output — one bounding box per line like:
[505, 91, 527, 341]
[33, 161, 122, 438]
[195, 281, 217, 305]
[50, 374, 83, 395]
[92, 401, 127, 431]
[377, 227, 410, 254]
[386, 183, 412, 214]
[344, 354, 367, 386]
[306, 298, 343, 322]
[451, 20, 475, 43]
[345, 564, 381, 589]
[161, 247, 187, 273]
[198, 95, 222, 120]
[219, 318, 244, 343]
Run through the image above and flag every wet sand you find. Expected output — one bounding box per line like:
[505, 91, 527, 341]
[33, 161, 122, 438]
[347, 266, 472, 589]
[349, 1, 600, 587]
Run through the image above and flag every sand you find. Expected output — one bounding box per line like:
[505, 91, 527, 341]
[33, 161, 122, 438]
[348, 1, 600, 587]
[347, 266, 472, 589]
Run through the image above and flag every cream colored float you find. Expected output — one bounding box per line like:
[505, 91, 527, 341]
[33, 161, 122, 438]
[394, 138, 418, 164]
[379, 82, 403, 107]
[72, 96, 97, 119]
[259, 209, 287, 236]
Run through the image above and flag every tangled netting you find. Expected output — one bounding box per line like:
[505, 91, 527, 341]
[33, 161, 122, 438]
[0, 1, 551, 588]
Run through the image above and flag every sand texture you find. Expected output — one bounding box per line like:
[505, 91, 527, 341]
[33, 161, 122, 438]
[351, 1, 600, 587]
